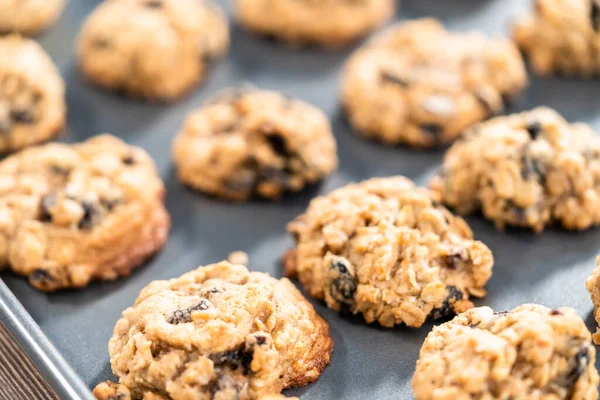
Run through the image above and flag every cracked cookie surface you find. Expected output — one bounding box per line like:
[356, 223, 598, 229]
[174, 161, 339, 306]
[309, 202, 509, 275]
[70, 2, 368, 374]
[235, 0, 394, 47]
[0, 35, 65, 153]
[0, 0, 66, 35]
[341, 18, 527, 148]
[430, 107, 600, 232]
[412, 304, 599, 400]
[93, 261, 333, 400]
[77, 0, 229, 101]
[172, 87, 338, 201]
[283, 176, 494, 328]
[513, 0, 600, 77]
[0, 134, 169, 291]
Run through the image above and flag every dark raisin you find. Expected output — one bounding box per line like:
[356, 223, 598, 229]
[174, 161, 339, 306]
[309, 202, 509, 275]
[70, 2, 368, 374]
[505, 201, 527, 222]
[265, 134, 290, 158]
[559, 344, 591, 390]
[78, 200, 102, 229]
[420, 124, 444, 137]
[211, 348, 253, 372]
[525, 121, 543, 139]
[329, 257, 358, 304]
[100, 197, 121, 211]
[11, 108, 35, 124]
[592, 0, 600, 31]
[445, 248, 469, 269]
[255, 335, 266, 345]
[144, 0, 163, 8]
[29, 269, 55, 284]
[380, 71, 409, 88]
[92, 38, 111, 49]
[39, 193, 56, 222]
[431, 286, 463, 320]
[49, 165, 71, 177]
[122, 155, 136, 165]
[520, 152, 546, 182]
[166, 300, 210, 325]
[550, 309, 563, 316]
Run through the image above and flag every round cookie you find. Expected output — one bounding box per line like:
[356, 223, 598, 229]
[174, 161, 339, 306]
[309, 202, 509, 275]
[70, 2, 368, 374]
[93, 261, 333, 400]
[172, 87, 338, 201]
[77, 0, 229, 101]
[412, 304, 599, 400]
[341, 18, 528, 148]
[0, 35, 65, 153]
[283, 176, 494, 328]
[513, 0, 600, 77]
[235, 0, 394, 47]
[0, 135, 169, 291]
[430, 107, 600, 233]
[0, 0, 66, 36]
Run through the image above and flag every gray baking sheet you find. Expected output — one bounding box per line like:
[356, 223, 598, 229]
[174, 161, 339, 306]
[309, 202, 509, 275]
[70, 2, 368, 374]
[3, 0, 600, 398]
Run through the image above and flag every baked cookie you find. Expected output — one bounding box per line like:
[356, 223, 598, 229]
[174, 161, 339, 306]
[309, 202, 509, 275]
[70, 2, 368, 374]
[586, 257, 600, 345]
[341, 18, 528, 148]
[283, 176, 494, 328]
[412, 304, 599, 400]
[0, 35, 65, 153]
[430, 107, 600, 233]
[93, 261, 333, 400]
[235, 0, 394, 47]
[77, 0, 229, 101]
[0, 0, 66, 35]
[513, 0, 600, 77]
[0, 135, 169, 291]
[172, 87, 338, 201]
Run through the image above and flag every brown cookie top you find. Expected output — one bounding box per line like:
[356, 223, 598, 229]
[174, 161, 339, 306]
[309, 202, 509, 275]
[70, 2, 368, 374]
[0, 134, 169, 291]
[94, 261, 333, 400]
[284, 176, 494, 328]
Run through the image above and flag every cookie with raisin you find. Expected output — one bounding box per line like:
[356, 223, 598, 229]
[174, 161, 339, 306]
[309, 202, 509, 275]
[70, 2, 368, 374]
[0, 134, 169, 291]
[430, 107, 600, 232]
[235, 0, 394, 47]
[172, 87, 338, 201]
[0, 0, 66, 35]
[283, 176, 494, 328]
[513, 0, 600, 77]
[412, 304, 599, 400]
[341, 18, 527, 148]
[93, 261, 332, 400]
[0, 35, 65, 153]
[77, 0, 229, 100]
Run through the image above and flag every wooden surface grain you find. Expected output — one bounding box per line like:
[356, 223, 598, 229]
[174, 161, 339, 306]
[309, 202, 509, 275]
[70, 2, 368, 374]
[0, 322, 59, 400]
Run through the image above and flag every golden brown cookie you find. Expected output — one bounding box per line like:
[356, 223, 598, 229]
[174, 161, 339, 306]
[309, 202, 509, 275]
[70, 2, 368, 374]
[412, 304, 599, 400]
[172, 87, 338, 201]
[586, 256, 600, 345]
[0, 35, 65, 153]
[513, 0, 600, 77]
[284, 176, 494, 328]
[0, 134, 169, 291]
[235, 0, 394, 47]
[77, 0, 229, 101]
[93, 261, 333, 400]
[0, 0, 66, 35]
[341, 18, 528, 148]
[431, 107, 600, 233]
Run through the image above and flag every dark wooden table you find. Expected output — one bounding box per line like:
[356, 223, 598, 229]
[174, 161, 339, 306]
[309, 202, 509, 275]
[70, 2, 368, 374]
[0, 322, 59, 400]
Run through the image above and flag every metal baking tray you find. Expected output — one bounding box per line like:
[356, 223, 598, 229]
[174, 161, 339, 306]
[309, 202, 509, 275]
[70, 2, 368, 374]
[2, 0, 600, 398]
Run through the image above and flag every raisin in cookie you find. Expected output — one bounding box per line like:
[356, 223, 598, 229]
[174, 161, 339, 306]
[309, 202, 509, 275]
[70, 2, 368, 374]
[431, 107, 600, 233]
[513, 0, 600, 77]
[0, 35, 65, 153]
[0, 135, 169, 291]
[77, 0, 229, 101]
[93, 261, 333, 400]
[172, 87, 338, 201]
[586, 257, 600, 345]
[235, 0, 394, 47]
[412, 304, 599, 400]
[0, 0, 66, 36]
[283, 176, 494, 328]
[341, 18, 528, 148]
